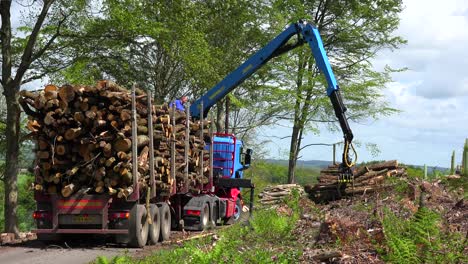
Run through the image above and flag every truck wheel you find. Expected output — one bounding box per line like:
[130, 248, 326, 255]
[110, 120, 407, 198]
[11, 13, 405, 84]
[147, 204, 161, 245]
[128, 204, 149, 248]
[200, 203, 210, 230]
[158, 203, 171, 242]
[224, 197, 242, 225]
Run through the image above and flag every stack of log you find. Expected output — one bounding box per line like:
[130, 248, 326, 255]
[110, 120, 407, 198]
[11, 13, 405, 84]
[306, 160, 406, 202]
[258, 184, 305, 205]
[20, 80, 211, 198]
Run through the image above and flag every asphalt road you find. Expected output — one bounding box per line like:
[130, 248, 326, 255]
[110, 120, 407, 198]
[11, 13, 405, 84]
[0, 237, 140, 264]
[0, 209, 251, 264]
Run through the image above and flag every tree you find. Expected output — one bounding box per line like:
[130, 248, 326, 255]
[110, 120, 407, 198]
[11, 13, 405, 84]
[56, 0, 270, 127]
[265, 0, 405, 183]
[0, 0, 86, 235]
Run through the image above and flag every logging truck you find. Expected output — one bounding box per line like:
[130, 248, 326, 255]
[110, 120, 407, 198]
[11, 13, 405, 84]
[30, 20, 356, 247]
[30, 83, 254, 247]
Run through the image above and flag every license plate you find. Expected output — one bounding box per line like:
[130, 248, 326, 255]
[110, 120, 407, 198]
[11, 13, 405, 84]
[73, 215, 94, 224]
[59, 214, 100, 225]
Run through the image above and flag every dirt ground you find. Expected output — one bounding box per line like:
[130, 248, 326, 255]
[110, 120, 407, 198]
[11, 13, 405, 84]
[294, 176, 467, 263]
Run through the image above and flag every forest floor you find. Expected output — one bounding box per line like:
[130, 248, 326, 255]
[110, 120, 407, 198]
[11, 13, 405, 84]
[296, 174, 467, 263]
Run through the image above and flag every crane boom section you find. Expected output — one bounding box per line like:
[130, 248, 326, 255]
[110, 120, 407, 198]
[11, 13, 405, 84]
[190, 21, 355, 168]
[190, 22, 341, 118]
[190, 24, 298, 119]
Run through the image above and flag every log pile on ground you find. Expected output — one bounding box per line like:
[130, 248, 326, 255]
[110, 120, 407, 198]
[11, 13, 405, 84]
[258, 184, 305, 205]
[0, 232, 37, 245]
[20, 80, 210, 198]
[306, 160, 407, 202]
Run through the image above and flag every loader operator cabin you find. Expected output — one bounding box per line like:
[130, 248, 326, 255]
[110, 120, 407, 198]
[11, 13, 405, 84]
[21, 21, 355, 247]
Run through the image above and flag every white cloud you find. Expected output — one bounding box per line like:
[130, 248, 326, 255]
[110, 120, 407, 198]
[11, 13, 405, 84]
[380, 0, 468, 99]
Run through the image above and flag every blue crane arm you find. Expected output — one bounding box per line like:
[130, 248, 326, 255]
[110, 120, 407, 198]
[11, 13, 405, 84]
[190, 21, 355, 168]
[190, 23, 299, 119]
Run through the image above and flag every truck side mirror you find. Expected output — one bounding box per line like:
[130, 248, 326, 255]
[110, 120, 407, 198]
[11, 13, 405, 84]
[243, 148, 252, 169]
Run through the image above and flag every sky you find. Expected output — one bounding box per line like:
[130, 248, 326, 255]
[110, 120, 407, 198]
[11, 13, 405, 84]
[260, 0, 468, 167]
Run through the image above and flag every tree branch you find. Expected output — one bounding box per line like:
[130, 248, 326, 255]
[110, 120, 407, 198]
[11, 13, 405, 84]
[30, 11, 68, 63]
[14, 0, 54, 86]
[299, 142, 341, 152]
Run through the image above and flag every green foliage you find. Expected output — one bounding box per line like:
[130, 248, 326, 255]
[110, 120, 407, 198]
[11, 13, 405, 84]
[0, 173, 35, 232]
[247, 160, 319, 191]
[94, 255, 132, 264]
[250, 190, 300, 242]
[404, 166, 424, 179]
[382, 207, 465, 263]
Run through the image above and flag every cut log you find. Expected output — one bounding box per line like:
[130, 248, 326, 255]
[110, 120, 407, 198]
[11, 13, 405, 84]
[58, 85, 75, 103]
[354, 166, 370, 177]
[36, 151, 50, 160]
[355, 169, 388, 183]
[137, 135, 150, 148]
[367, 160, 398, 171]
[114, 138, 132, 152]
[55, 145, 67, 156]
[64, 128, 82, 141]
[61, 183, 76, 197]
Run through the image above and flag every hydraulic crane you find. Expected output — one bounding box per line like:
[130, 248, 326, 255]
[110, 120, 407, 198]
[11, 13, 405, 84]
[190, 20, 357, 176]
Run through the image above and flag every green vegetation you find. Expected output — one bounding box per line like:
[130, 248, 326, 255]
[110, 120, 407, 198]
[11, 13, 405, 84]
[95, 190, 303, 264]
[382, 207, 466, 264]
[0, 173, 35, 232]
[246, 161, 320, 192]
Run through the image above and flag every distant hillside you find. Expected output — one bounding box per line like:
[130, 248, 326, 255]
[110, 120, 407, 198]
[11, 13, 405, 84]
[264, 159, 333, 169]
[263, 159, 449, 172]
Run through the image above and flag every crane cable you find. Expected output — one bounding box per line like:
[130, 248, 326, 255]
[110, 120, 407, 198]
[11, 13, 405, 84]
[344, 140, 358, 168]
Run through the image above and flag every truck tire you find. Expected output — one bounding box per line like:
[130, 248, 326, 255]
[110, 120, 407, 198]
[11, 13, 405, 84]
[158, 203, 171, 242]
[128, 204, 149, 248]
[147, 204, 161, 245]
[200, 203, 210, 230]
[224, 197, 242, 225]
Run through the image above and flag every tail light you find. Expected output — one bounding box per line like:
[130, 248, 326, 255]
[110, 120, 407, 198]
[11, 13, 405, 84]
[33, 211, 52, 220]
[109, 212, 130, 221]
[185, 210, 201, 216]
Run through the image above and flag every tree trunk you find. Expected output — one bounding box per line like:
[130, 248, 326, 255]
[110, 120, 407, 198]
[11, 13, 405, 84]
[287, 51, 308, 184]
[288, 124, 300, 184]
[3, 86, 21, 236]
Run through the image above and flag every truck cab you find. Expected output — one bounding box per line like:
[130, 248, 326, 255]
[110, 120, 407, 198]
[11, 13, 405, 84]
[210, 133, 252, 180]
